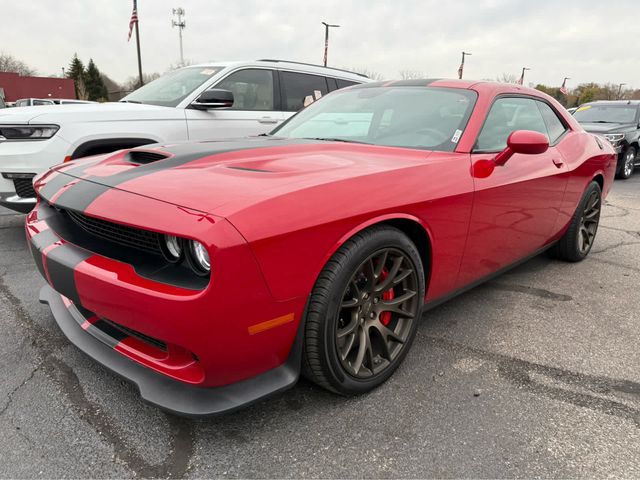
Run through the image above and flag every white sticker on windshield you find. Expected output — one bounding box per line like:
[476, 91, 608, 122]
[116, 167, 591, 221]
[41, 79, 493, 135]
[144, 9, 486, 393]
[200, 69, 216, 75]
[451, 129, 463, 143]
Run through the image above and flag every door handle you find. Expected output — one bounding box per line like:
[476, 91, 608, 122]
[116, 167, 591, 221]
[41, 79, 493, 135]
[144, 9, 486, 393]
[258, 117, 278, 124]
[552, 158, 564, 168]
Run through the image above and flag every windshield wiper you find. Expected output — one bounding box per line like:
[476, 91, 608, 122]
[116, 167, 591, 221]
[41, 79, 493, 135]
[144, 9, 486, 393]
[119, 100, 142, 104]
[307, 137, 370, 144]
[590, 120, 613, 123]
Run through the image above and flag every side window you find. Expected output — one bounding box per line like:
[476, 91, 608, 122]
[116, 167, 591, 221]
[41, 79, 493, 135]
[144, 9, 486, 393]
[536, 101, 568, 144]
[215, 69, 274, 111]
[280, 72, 329, 111]
[475, 97, 548, 152]
[336, 79, 358, 90]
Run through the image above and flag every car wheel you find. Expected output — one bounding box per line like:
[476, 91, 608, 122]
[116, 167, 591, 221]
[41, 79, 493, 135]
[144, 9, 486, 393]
[553, 181, 602, 262]
[302, 225, 425, 395]
[616, 146, 636, 179]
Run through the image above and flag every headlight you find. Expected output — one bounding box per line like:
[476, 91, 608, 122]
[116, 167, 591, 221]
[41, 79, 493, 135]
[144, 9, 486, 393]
[0, 124, 59, 140]
[603, 133, 625, 143]
[160, 235, 183, 263]
[188, 240, 210, 275]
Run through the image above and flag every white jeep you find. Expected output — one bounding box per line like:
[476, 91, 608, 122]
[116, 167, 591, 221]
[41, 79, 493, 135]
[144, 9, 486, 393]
[0, 60, 368, 212]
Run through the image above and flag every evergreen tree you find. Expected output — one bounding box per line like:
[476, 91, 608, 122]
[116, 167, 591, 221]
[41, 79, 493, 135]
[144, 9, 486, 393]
[85, 59, 108, 101]
[67, 54, 85, 99]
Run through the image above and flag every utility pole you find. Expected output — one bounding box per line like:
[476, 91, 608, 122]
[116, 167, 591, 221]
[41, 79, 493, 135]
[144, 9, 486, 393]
[322, 22, 340, 67]
[134, 0, 144, 87]
[518, 67, 530, 85]
[617, 82, 627, 99]
[458, 51, 471, 79]
[61, 67, 65, 78]
[172, 8, 186, 66]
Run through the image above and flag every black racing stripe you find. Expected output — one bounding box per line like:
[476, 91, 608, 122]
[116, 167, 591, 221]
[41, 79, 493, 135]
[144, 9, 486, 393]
[45, 244, 91, 306]
[38, 173, 74, 202]
[52, 181, 111, 212]
[84, 138, 318, 189]
[86, 319, 128, 348]
[49, 138, 321, 209]
[30, 229, 59, 280]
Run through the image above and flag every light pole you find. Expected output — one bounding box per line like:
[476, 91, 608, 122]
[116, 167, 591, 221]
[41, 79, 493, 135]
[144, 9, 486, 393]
[518, 67, 530, 85]
[617, 82, 627, 99]
[458, 51, 471, 79]
[172, 8, 186, 66]
[322, 22, 340, 67]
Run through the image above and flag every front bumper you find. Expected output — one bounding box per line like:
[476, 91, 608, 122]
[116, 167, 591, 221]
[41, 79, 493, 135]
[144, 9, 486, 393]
[0, 192, 36, 213]
[27, 178, 306, 415]
[40, 285, 302, 416]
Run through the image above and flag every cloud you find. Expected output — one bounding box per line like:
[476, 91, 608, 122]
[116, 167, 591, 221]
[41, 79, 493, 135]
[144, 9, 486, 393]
[0, 0, 637, 89]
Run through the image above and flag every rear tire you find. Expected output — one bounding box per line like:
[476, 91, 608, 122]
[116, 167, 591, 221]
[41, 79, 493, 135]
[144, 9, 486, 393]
[554, 181, 602, 262]
[615, 146, 636, 179]
[302, 225, 425, 395]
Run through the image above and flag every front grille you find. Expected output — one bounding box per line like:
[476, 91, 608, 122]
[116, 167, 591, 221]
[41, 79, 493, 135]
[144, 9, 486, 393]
[13, 177, 36, 198]
[102, 318, 168, 351]
[65, 209, 162, 256]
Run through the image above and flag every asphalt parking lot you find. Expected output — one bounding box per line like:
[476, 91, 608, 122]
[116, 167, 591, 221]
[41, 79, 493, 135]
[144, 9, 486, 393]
[0, 177, 639, 478]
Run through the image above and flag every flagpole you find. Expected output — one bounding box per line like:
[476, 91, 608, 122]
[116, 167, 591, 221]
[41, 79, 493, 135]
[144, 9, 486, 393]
[134, 0, 144, 87]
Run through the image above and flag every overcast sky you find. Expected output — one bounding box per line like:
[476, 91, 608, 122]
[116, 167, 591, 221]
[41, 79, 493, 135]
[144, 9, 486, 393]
[1, 0, 637, 89]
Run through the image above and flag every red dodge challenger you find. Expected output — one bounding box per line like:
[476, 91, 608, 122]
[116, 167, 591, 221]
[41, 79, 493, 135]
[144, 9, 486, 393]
[26, 79, 616, 416]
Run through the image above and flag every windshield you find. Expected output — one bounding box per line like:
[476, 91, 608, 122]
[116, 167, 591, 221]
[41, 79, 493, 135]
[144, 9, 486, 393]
[272, 86, 477, 151]
[573, 104, 638, 124]
[121, 66, 223, 107]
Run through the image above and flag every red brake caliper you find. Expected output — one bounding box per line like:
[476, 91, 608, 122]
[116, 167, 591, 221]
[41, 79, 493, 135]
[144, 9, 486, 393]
[378, 268, 395, 326]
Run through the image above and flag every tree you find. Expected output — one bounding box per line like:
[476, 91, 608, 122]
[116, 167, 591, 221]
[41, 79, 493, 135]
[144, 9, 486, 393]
[345, 67, 383, 81]
[534, 84, 568, 106]
[0, 52, 36, 75]
[496, 73, 518, 84]
[85, 59, 108, 101]
[399, 70, 425, 80]
[123, 72, 161, 93]
[67, 54, 86, 99]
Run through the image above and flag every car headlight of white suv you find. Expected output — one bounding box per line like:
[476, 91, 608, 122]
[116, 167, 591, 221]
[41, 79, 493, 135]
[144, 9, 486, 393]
[0, 125, 60, 141]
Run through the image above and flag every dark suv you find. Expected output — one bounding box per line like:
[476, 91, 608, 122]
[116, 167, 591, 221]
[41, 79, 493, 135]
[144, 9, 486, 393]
[573, 100, 640, 179]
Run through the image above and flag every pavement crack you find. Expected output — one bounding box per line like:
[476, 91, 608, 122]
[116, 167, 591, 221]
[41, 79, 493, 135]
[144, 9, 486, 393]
[486, 283, 573, 301]
[0, 364, 42, 417]
[47, 357, 195, 479]
[426, 336, 640, 428]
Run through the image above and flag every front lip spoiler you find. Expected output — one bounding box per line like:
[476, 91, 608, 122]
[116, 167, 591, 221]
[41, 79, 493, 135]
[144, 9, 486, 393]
[40, 284, 303, 417]
[0, 193, 36, 213]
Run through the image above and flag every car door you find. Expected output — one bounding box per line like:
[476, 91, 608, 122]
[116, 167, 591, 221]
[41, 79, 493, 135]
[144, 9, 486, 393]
[184, 68, 284, 140]
[457, 96, 569, 286]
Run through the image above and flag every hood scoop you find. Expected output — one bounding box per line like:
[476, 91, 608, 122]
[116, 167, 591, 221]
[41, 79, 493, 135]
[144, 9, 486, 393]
[126, 150, 169, 164]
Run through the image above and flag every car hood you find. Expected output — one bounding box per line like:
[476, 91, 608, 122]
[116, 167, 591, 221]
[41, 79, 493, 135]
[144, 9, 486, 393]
[578, 122, 636, 134]
[0, 102, 184, 125]
[48, 137, 432, 217]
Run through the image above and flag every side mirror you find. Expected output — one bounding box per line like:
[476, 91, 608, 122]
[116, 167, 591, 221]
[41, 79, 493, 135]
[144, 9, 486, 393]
[191, 89, 234, 110]
[494, 130, 549, 166]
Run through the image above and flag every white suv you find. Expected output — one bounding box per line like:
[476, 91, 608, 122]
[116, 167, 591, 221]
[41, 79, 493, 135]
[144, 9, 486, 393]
[0, 60, 368, 212]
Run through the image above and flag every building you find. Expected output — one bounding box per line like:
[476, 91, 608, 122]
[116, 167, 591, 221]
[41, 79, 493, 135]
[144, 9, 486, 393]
[0, 72, 75, 102]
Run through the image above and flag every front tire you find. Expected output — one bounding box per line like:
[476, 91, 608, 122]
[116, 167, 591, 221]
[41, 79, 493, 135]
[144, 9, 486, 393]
[616, 146, 636, 179]
[554, 181, 602, 262]
[302, 226, 425, 395]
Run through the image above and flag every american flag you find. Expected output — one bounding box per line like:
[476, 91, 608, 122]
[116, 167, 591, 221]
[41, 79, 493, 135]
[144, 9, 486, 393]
[128, 6, 138, 42]
[517, 73, 524, 85]
[560, 78, 568, 95]
[457, 63, 464, 79]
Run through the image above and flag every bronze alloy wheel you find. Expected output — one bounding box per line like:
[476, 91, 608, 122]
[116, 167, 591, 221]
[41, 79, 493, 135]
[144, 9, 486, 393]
[577, 189, 601, 255]
[335, 247, 419, 379]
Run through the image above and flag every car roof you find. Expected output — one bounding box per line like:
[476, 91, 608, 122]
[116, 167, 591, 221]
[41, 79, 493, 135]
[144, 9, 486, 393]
[581, 100, 640, 106]
[183, 60, 369, 82]
[350, 78, 551, 96]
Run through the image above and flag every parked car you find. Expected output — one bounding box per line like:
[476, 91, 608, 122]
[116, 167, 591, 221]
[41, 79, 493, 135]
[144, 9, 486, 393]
[573, 100, 640, 179]
[50, 99, 96, 105]
[29, 79, 615, 416]
[0, 60, 369, 213]
[14, 98, 55, 107]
